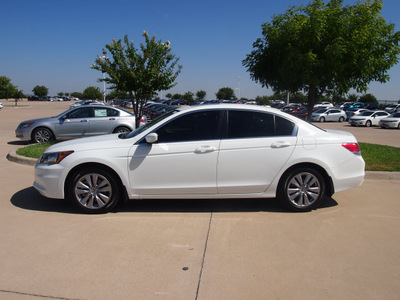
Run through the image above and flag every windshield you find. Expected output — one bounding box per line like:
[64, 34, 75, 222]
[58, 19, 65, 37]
[124, 109, 179, 139]
[314, 108, 327, 113]
[360, 111, 374, 116]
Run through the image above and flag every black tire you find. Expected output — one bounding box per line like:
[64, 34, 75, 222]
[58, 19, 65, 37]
[32, 127, 54, 143]
[113, 126, 131, 134]
[319, 117, 325, 123]
[66, 167, 121, 214]
[278, 168, 325, 212]
[339, 116, 345, 122]
[365, 120, 372, 127]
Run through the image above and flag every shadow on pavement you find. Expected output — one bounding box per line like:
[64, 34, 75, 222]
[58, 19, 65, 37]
[11, 187, 338, 214]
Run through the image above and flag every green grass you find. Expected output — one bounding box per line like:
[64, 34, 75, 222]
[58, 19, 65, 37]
[16, 141, 56, 159]
[359, 143, 400, 172]
[15, 141, 400, 172]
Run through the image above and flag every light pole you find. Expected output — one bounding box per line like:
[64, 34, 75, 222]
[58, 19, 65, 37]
[237, 76, 242, 100]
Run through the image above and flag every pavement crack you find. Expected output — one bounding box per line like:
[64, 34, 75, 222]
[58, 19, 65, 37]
[195, 211, 213, 300]
[0, 289, 83, 300]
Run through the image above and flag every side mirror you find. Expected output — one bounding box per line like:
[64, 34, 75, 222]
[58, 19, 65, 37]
[145, 133, 158, 144]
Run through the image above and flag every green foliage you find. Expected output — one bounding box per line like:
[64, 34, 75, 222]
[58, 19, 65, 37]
[196, 90, 206, 100]
[16, 141, 56, 159]
[70, 92, 82, 99]
[172, 93, 182, 100]
[92, 31, 182, 127]
[360, 143, 400, 171]
[243, 0, 400, 118]
[359, 93, 377, 103]
[82, 86, 102, 100]
[165, 93, 172, 100]
[183, 91, 194, 103]
[0, 76, 19, 99]
[106, 89, 130, 100]
[216, 87, 236, 100]
[255, 96, 271, 106]
[32, 85, 48, 97]
[57, 92, 64, 97]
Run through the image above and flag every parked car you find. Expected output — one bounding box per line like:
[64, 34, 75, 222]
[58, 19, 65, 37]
[0, 102, 3, 109]
[314, 101, 333, 108]
[342, 102, 365, 111]
[33, 104, 365, 214]
[15, 105, 146, 143]
[70, 100, 105, 108]
[384, 104, 400, 114]
[379, 112, 400, 129]
[348, 110, 390, 127]
[345, 108, 369, 120]
[311, 108, 346, 122]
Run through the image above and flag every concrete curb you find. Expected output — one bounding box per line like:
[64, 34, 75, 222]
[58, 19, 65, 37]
[6, 149, 37, 166]
[6, 149, 400, 180]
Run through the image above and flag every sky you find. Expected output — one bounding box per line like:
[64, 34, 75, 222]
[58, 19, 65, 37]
[1, 0, 400, 101]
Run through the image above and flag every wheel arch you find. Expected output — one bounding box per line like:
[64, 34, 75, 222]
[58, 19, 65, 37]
[31, 126, 55, 141]
[278, 162, 334, 197]
[64, 162, 128, 200]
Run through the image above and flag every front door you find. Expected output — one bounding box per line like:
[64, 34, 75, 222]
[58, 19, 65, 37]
[128, 110, 223, 196]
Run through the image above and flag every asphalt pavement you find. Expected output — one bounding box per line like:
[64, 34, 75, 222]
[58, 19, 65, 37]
[1, 100, 399, 300]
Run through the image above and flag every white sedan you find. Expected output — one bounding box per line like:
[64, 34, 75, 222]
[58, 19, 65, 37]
[379, 112, 400, 129]
[348, 110, 390, 127]
[311, 108, 347, 122]
[33, 104, 365, 213]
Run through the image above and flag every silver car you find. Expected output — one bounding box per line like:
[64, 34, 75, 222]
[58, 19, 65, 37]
[16, 105, 139, 143]
[311, 108, 346, 122]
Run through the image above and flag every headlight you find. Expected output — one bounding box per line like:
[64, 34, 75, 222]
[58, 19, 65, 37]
[19, 122, 34, 129]
[39, 151, 74, 164]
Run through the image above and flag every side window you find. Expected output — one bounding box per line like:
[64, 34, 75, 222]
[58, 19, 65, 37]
[66, 107, 93, 119]
[107, 108, 119, 117]
[275, 115, 295, 136]
[227, 111, 274, 138]
[94, 108, 108, 117]
[156, 110, 221, 143]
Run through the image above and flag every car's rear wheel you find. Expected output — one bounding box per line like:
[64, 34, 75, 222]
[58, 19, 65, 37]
[365, 120, 372, 127]
[66, 167, 121, 214]
[278, 168, 325, 212]
[319, 117, 325, 122]
[32, 127, 53, 143]
[113, 126, 131, 134]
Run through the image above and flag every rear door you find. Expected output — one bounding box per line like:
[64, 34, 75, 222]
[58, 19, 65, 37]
[88, 107, 118, 135]
[217, 110, 297, 194]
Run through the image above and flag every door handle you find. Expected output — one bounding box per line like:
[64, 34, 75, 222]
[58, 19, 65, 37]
[80, 120, 88, 123]
[195, 146, 217, 153]
[271, 142, 291, 148]
[109, 118, 115, 120]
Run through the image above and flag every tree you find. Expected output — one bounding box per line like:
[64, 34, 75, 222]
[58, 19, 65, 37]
[0, 76, 19, 99]
[347, 93, 359, 102]
[216, 87, 236, 100]
[196, 90, 206, 100]
[255, 95, 271, 106]
[165, 93, 172, 100]
[57, 92, 64, 97]
[243, 0, 400, 119]
[359, 93, 377, 103]
[70, 92, 83, 99]
[172, 93, 182, 100]
[92, 31, 182, 127]
[183, 91, 194, 103]
[83, 86, 102, 100]
[32, 85, 48, 97]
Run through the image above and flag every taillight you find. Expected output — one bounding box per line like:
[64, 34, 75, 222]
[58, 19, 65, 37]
[342, 143, 361, 155]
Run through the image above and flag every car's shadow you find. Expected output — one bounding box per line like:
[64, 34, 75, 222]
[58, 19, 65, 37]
[11, 187, 338, 214]
[8, 140, 30, 146]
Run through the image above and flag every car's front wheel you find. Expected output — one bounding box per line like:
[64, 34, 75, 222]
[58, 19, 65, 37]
[278, 168, 325, 212]
[319, 117, 325, 123]
[339, 116, 345, 122]
[32, 127, 53, 143]
[365, 120, 372, 127]
[66, 167, 121, 214]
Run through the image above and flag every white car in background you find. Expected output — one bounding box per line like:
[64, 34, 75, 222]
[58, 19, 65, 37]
[348, 110, 390, 127]
[311, 108, 346, 122]
[0, 102, 3, 109]
[379, 112, 400, 129]
[33, 104, 365, 214]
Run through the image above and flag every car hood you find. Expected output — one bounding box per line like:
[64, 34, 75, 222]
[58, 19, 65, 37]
[20, 116, 57, 124]
[45, 133, 129, 153]
[381, 117, 399, 121]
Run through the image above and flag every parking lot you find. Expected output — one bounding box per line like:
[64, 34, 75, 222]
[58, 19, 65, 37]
[1, 100, 400, 299]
